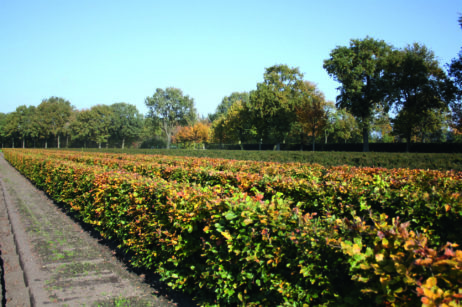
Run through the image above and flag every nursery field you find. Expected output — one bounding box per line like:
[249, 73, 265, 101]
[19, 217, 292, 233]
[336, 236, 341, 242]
[3, 148, 462, 306]
[68, 148, 462, 172]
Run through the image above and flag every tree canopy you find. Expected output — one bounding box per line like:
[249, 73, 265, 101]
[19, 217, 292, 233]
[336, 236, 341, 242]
[36, 97, 73, 148]
[145, 87, 197, 149]
[209, 92, 250, 122]
[109, 102, 143, 149]
[249, 64, 304, 148]
[385, 43, 454, 150]
[2, 25, 462, 151]
[324, 37, 393, 151]
[293, 81, 329, 151]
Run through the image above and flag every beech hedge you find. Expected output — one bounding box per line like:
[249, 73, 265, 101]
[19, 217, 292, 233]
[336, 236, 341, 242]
[4, 149, 461, 306]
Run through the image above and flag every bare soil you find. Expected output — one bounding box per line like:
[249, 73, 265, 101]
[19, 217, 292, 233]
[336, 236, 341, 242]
[0, 153, 198, 307]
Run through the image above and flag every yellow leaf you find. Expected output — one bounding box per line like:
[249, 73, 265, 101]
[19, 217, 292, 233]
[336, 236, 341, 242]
[382, 238, 389, 248]
[455, 250, 462, 261]
[221, 230, 232, 241]
[380, 276, 390, 285]
[375, 253, 384, 262]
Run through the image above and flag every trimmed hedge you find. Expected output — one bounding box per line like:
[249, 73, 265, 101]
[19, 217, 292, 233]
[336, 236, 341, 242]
[4, 149, 462, 306]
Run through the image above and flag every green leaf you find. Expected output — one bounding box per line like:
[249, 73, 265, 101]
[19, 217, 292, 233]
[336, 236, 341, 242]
[224, 211, 237, 220]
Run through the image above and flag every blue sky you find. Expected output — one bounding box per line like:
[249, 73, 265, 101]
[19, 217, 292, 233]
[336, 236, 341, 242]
[1, 0, 461, 117]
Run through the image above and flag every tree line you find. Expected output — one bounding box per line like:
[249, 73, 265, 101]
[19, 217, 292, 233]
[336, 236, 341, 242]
[2, 29, 462, 152]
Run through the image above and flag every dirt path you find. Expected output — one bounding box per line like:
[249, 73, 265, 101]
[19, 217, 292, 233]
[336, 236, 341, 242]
[0, 154, 197, 307]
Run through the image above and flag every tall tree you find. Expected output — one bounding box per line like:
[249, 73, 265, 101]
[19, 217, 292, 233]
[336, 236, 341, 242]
[145, 87, 197, 149]
[210, 115, 228, 147]
[3, 112, 19, 148]
[250, 64, 304, 149]
[332, 108, 361, 143]
[371, 105, 393, 142]
[223, 100, 255, 149]
[386, 44, 454, 151]
[209, 92, 250, 122]
[322, 101, 338, 144]
[71, 105, 113, 148]
[324, 37, 393, 151]
[448, 50, 462, 132]
[8, 105, 36, 148]
[448, 16, 462, 132]
[36, 97, 73, 148]
[109, 102, 143, 148]
[294, 81, 328, 151]
[0, 112, 7, 147]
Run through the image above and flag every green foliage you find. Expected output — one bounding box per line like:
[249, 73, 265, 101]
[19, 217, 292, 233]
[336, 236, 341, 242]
[69, 147, 462, 172]
[109, 102, 143, 149]
[324, 37, 393, 151]
[145, 87, 197, 149]
[4, 148, 462, 306]
[447, 48, 462, 132]
[249, 64, 305, 146]
[70, 105, 113, 148]
[36, 97, 73, 148]
[208, 92, 250, 122]
[386, 44, 455, 151]
[332, 213, 462, 306]
[2, 105, 37, 148]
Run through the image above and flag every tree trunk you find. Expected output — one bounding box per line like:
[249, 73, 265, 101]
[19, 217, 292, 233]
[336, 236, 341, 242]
[122, 138, 125, 149]
[45, 140, 48, 149]
[166, 133, 171, 149]
[98, 142, 101, 149]
[362, 126, 369, 152]
[405, 130, 412, 153]
[57, 135, 60, 149]
[312, 127, 316, 152]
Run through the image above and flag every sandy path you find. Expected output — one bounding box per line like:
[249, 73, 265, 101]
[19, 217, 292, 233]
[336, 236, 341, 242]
[0, 153, 196, 307]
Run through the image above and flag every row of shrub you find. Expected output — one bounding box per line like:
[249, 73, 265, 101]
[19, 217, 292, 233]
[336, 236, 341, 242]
[206, 142, 462, 153]
[67, 148, 462, 172]
[23, 149, 462, 246]
[4, 149, 462, 306]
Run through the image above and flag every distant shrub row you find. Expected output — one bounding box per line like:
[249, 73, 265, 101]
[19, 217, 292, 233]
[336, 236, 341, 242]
[68, 148, 462, 172]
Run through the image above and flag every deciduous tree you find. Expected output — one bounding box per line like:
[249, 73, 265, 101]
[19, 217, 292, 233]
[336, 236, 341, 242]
[386, 44, 454, 151]
[71, 105, 113, 148]
[145, 87, 197, 149]
[222, 100, 254, 149]
[209, 92, 250, 122]
[324, 37, 393, 151]
[294, 81, 328, 151]
[250, 65, 304, 149]
[109, 102, 143, 148]
[36, 97, 73, 148]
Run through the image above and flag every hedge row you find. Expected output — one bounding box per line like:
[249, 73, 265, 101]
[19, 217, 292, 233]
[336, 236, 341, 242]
[3, 149, 462, 306]
[21, 150, 462, 247]
[67, 147, 462, 172]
